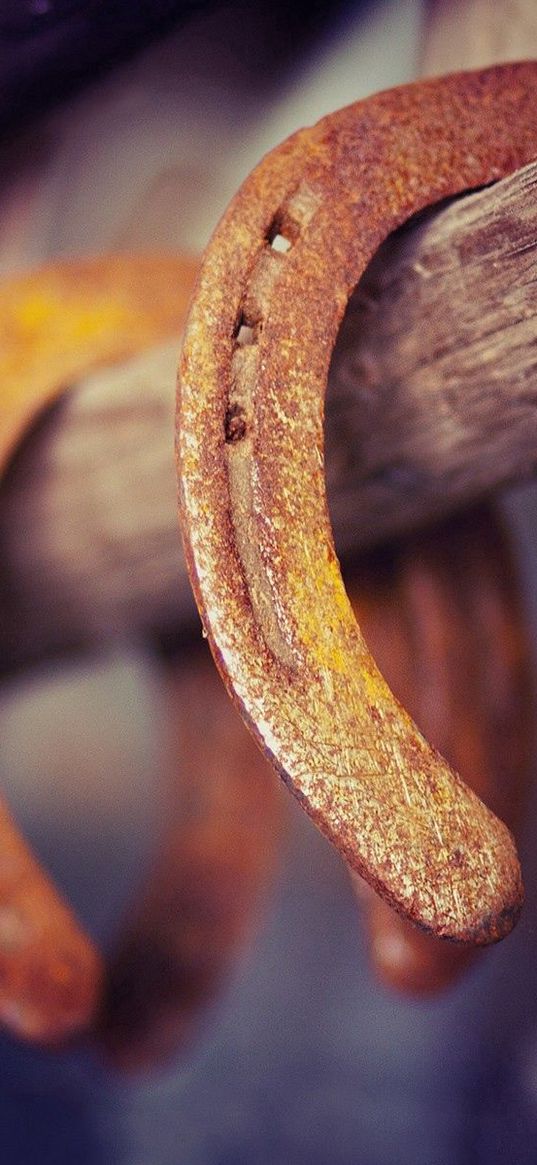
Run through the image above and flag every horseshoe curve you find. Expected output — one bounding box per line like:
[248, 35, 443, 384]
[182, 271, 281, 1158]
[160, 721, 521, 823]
[0, 254, 197, 1043]
[178, 63, 537, 945]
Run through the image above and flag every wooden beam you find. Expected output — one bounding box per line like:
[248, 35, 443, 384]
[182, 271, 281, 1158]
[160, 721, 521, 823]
[2, 158, 537, 663]
[327, 157, 537, 553]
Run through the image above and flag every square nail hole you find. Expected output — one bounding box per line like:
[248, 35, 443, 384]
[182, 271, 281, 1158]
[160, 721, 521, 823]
[236, 321, 256, 346]
[269, 231, 292, 254]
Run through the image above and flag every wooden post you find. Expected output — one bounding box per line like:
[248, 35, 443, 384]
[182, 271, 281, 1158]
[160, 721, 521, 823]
[2, 156, 537, 663]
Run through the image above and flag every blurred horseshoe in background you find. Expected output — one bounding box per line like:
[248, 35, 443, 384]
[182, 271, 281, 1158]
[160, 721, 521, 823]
[0, 255, 196, 1045]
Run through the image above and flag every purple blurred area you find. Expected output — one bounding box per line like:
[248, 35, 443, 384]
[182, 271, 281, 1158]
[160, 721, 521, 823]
[0, 0, 348, 136]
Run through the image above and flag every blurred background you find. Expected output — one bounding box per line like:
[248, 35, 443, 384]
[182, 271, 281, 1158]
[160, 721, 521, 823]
[1, 1, 537, 1162]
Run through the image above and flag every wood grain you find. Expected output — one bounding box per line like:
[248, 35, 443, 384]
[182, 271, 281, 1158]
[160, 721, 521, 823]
[327, 157, 537, 552]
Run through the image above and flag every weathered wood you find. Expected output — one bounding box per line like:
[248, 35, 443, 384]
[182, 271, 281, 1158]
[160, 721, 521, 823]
[0, 340, 190, 666]
[2, 159, 537, 664]
[326, 157, 537, 552]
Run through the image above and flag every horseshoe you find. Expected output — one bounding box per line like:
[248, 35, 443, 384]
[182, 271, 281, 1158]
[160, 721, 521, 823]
[0, 255, 196, 471]
[0, 254, 197, 1042]
[177, 63, 537, 945]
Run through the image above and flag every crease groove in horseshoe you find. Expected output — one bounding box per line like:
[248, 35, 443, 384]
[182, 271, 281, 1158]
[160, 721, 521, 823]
[178, 63, 537, 946]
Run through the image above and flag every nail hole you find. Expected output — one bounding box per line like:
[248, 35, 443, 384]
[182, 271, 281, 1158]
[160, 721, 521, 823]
[236, 323, 255, 344]
[234, 313, 257, 346]
[269, 231, 292, 254]
[225, 404, 247, 444]
[236, 323, 255, 345]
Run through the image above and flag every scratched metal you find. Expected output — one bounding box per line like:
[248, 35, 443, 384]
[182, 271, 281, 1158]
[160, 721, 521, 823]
[178, 64, 537, 945]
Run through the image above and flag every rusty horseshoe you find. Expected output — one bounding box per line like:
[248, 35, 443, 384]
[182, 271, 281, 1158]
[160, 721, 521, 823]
[178, 63, 537, 946]
[0, 255, 196, 1043]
